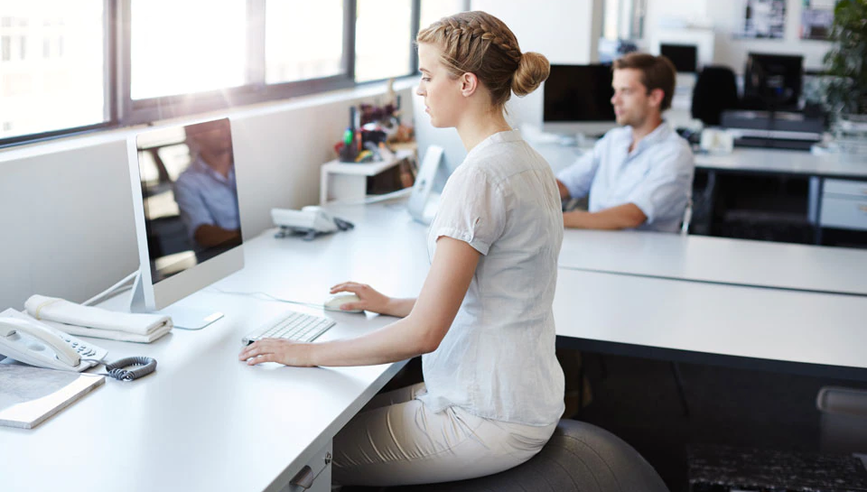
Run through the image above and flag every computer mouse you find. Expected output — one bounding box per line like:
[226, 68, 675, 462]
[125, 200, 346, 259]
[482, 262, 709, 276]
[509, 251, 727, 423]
[323, 294, 364, 313]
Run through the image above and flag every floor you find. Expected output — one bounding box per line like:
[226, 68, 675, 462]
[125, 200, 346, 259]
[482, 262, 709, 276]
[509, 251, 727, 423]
[574, 353, 867, 491]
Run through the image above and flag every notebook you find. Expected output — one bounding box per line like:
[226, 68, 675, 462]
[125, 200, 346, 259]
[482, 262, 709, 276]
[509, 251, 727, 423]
[0, 363, 104, 429]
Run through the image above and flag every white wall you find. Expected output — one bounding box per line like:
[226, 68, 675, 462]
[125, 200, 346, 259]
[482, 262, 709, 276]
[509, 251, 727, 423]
[645, 0, 832, 73]
[471, 0, 602, 128]
[0, 84, 415, 310]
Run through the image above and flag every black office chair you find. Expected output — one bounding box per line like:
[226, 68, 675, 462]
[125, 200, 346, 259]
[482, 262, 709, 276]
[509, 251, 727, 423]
[691, 66, 739, 126]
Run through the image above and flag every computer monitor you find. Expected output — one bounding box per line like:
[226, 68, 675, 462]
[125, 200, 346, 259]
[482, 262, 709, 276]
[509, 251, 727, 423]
[742, 52, 804, 111]
[660, 43, 697, 73]
[127, 117, 244, 329]
[542, 64, 617, 137]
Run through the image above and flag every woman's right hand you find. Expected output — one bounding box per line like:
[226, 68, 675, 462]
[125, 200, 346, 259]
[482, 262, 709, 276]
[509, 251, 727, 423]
[330, 282, 393, 315]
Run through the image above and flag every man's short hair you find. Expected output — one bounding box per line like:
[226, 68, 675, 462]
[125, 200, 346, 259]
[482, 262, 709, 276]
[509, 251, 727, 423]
[613, 53, 677, 111]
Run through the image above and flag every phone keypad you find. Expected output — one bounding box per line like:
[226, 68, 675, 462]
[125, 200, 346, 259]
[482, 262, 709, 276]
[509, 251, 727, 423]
[64, 337, 96, 357]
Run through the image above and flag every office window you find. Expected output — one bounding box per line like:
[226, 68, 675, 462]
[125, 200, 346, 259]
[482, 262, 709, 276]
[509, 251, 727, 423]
[419, 0, 465, 30]
[602, 0, 646, 40]
[130, 0, 247, 100]
[265, 0, 345, 84]
[0, 1, 107, 141]
[3, 0, 424, 147]
[355, 0, 413, 82]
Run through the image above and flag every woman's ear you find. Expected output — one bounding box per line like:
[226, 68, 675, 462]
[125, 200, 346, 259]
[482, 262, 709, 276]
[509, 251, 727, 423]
[460, 72, 479, 98]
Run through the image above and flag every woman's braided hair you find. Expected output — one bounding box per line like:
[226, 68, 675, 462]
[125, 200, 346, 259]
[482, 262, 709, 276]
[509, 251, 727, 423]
[417, 11, 550, 108]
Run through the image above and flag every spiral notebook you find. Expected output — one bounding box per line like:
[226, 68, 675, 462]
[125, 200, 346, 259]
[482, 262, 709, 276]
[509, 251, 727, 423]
[0, 363, 104, 429]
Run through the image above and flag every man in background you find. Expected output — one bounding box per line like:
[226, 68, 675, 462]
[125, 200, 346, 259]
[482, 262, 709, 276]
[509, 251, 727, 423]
[556, 52, 694, 233]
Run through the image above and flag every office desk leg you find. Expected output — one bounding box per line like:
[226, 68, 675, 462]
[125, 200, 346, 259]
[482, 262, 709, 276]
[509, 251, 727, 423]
[810, 177, 824, 245]
[283, 440, 333, 492]
[670, 362, 690, 418]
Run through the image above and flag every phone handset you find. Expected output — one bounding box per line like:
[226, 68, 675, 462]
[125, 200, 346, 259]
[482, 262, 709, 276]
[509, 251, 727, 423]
[0, 317, 81, 369]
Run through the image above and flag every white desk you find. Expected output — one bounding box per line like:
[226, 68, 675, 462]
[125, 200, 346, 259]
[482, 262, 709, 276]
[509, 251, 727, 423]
[694, 148, 867, 179]
[558, 229, 867, 296]
[3, 199, 867, 491]
[529, 138, 867, 179]
[0, 202, 431, 492]
[553, 268, 867, 375]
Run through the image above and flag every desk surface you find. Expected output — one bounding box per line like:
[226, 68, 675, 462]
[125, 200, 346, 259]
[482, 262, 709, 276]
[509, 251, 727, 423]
[553, 268, 867, 372]
[0, 202, 430, 492]
[694, 148, 867, 178]
[528, 139, 867, 179]
[4, 200, 867, 491]
[559, 229, 867, 296]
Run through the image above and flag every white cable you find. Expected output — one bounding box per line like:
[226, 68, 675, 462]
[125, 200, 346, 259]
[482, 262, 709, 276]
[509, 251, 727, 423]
[82, 271, 139, 307]
[210, 287, 324, 309]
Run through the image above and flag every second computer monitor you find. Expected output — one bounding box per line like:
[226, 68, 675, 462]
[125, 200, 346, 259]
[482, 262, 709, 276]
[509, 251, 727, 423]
[743, 52, 804, 110]
[543, 64, 616, 137]
[660, 43, 698, 73]
[127, 118, 244, 323]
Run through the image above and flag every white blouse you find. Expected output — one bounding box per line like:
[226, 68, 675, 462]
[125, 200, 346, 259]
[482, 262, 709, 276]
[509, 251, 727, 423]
[417, 129, 565, 426]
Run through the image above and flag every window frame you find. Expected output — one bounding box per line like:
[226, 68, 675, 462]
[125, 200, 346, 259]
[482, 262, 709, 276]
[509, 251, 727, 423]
[0, 0, 117, 148]
[0, 0, 422, 149]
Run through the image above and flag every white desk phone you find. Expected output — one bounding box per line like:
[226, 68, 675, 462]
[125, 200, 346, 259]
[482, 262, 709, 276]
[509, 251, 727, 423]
[0, 309, 108, 372]
[0, 309, 157, 381]
[272, 205, 354, 240]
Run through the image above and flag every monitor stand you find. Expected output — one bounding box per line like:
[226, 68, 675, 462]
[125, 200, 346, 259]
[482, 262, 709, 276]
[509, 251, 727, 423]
[156, 306, 223, 331]
[128, 273, 223, 330]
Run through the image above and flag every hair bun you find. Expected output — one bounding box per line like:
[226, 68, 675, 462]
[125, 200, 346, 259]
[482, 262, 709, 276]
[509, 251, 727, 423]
[512, 51, 550, 97]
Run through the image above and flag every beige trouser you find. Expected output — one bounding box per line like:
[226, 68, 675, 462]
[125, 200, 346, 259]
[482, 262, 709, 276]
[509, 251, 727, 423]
[332, 382, 557, 487]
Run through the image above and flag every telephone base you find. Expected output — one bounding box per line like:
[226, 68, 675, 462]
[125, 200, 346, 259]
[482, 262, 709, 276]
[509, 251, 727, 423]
[274, 226, 332, 241]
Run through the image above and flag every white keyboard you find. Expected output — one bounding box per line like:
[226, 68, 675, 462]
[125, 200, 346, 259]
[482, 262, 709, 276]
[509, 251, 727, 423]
[242, 311, 335, 345]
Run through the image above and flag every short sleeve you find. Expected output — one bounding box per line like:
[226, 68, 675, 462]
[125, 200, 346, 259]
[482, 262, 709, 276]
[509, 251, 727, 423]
[625, 141, 695, 225]
[431, 166, 507, 256]
[173, 174, 215, 241]
[555, 140, 603, 199]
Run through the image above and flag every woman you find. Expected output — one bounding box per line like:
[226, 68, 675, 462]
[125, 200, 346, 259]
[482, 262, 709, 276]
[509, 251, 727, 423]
[239, 11, 565, 487]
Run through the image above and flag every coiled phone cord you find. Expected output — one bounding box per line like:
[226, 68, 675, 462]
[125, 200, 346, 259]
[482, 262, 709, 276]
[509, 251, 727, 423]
[83, 356, 157, 381]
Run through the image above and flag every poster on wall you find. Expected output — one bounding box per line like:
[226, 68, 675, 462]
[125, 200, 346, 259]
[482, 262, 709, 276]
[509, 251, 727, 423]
[800, 0, 836, 40]
[740, 0, 787, 39]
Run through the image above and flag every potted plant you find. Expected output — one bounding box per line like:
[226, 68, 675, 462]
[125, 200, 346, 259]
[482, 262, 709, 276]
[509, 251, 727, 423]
[823, 0, 867, 115]
[821, 0, 867, 160]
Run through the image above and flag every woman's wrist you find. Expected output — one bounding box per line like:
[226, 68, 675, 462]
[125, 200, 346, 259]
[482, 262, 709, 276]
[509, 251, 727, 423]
[382, 296, 399, 317]
[301, 342, 319, 367]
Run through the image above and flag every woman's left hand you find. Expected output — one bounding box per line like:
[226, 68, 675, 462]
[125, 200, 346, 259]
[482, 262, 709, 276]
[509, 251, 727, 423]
[238, 339, 315, 367]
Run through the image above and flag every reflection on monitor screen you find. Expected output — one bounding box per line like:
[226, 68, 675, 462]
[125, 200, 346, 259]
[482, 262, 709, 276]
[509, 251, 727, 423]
[128, 118, 244, 327]
[137, 119, 242, 283]
[743, 52, 804, 110]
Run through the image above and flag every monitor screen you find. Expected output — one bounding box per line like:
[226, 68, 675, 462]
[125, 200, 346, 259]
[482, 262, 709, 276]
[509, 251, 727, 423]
[660, 44, 697, 73]
[543, 64, 616, 123]
[743, 53, 804, 110]
[135, 118, 242, 284]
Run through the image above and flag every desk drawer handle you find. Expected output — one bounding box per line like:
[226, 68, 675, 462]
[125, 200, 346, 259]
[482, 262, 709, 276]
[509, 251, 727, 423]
[290, 452, 332, 489]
